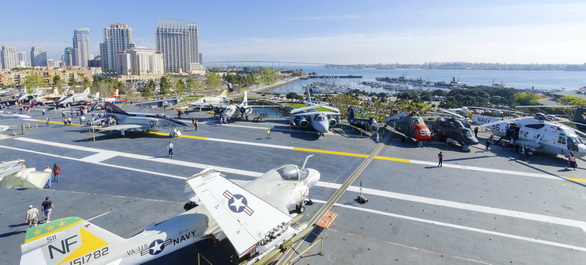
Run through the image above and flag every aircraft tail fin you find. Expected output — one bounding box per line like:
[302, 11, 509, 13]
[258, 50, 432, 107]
[242, 91, 248, 106]
[219, 90, 228, 98]
[104, 102, 129, 115]
[113, 89, 119, 98]
[21, 217, 124, 265]
[82, 88, 90, 95]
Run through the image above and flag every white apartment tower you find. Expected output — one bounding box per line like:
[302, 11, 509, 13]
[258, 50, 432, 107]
[18, 51, 27, 67]
[117, 47, 164, 76]
[99, 23, 135, 72]
[30, 46, 48, 67]
[73, 28, 91, 67]
[1, 46, 18, 70]
[155, 19, 199, 73]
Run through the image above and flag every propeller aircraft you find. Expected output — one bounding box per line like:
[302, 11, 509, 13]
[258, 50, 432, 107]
[217, 91, 253, 123]
[20, 157, 320, 265]
[346, 106, 379, 132]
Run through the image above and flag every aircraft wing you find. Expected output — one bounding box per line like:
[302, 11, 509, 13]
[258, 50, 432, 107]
[290, 104, 339, 114]
[98, 124, 144, 131]
[186, 169, 292, 258]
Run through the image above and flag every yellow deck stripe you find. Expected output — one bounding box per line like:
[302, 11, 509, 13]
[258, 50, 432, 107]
[35, 120, 83, 126]
[374, 156, 411, 163]
[292, 147, 369, 158]
[566, 177, 586, 183]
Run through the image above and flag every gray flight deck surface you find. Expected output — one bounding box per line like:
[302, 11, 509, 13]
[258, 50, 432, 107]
[1, 106, 586, 265]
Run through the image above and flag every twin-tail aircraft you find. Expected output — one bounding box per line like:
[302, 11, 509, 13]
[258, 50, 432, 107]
[290, 88, 340, 138]
[92, 102, 188, 136]
[218, 91, 253, 123]
[346, 106, 379, 133]
[20, 157, 320, 265]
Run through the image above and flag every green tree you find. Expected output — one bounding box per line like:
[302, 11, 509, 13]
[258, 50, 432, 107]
[24, 74, 41, 91]
[68, 74, 75, 87]
[206, 73, 223, 89]
[397, 91, 420, 102]
[82, 77, 91, 88]
[52, 75, 63, 89]
[159, 76, 171, 95]
[330, 93, 360, 118]
[175, 79, 187, 95]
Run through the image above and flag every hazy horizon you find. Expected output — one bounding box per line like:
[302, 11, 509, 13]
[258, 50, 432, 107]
[2, 1, 586, 65]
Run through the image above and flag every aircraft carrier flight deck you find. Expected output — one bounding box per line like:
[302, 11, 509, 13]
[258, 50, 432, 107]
[1, 105, 586, 265]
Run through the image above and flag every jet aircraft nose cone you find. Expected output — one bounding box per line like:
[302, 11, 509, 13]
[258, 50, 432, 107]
[314, 120, 329, 133]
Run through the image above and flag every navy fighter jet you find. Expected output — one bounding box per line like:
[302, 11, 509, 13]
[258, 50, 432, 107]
[20, 157, 320, 265]
[92, 102, 188, 136]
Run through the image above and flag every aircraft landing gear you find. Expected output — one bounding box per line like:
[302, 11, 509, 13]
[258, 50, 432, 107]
[296, 203, 305, 213]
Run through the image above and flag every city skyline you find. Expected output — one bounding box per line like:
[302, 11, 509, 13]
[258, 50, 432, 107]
[1, 1, 586, 65]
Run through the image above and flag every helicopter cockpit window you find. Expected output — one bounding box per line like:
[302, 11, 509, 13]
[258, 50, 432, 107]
[461, 129, 472, 137]
[558, 135, 566, 144]
[276, 165, 308, 181]
[453, 121, 464, 128]
[568, 136, 582, 145]
[412, 117, 424, 124]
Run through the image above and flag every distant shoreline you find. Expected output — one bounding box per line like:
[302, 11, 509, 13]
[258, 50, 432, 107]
[326, 63, 586, 72]
[250, 77, 300, 93]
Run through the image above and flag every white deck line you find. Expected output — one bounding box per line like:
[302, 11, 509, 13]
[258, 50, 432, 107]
[5, 137, 586, 232]
[313, 199, 586, 252]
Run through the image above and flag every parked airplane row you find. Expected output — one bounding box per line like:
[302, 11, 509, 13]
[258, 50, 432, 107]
[9, 87, 120, 107]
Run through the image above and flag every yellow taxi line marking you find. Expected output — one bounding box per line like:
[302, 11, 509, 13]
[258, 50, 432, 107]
[566, 177, 586, 183]
[35, 120, 84, 126]
[374, 156, 411, 163]
[292, 147, 369, 157]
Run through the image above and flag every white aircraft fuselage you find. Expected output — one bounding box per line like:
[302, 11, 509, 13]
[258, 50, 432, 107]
[20, 166, 320, 265]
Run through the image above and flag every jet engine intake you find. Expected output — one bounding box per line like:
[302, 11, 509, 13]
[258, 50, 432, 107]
[299, 118, 309, 128]
[329, 118, 338, 127]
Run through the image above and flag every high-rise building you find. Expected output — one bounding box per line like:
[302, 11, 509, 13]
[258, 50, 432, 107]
[99, 23, 135, 72]
[63, 47, 73, 66]
[117, 47, 164, 76]
[30, 46, 48, 67]
[1, 46, 18, 70]
[18, 51, 27, 67]
[73, 28, 91, 67]
[155, 19, 199, 73]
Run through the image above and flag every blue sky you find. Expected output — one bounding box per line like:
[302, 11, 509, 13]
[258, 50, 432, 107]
[1, 0, 586, 64]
